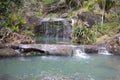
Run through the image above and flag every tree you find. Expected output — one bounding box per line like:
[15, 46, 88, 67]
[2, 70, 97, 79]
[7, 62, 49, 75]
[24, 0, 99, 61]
[97, 0, 115, 24]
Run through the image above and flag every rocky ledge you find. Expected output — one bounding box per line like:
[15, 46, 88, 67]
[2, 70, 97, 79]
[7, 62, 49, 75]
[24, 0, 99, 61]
[0, 43, 105, 57]
[16, 44, 112, 56]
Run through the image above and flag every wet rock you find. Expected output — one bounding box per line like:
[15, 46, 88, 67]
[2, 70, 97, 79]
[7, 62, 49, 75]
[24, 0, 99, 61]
[0, 48, 18, 57]
[19, 44, 73, 56]
[84, 45, 98, 53]
[19, 44, 105, 56]
[97, 33, 120, 55]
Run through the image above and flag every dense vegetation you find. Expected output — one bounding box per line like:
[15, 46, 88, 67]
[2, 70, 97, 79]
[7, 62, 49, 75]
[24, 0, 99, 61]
[0, 0, 120, 44]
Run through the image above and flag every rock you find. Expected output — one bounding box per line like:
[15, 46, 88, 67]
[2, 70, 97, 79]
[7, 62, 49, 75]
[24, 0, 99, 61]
[77, 12, 101, 27]
[84, 45, 98, 53]
[61, 13, 68, 18]
[0, 43, 6, 49]
[19, 44, 73, 56]
[19, 44, 106, 56]
[0, 43, 115, 57]
[0, 48, 18, 57]
[97, 33, 120, 55]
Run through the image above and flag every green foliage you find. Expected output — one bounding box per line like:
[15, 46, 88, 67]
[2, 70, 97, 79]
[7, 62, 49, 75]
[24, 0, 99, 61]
[97, 0, 115, 13]
[3, 13, 25, 32]
[84, 0, 96, 12]
[71, 20, 120, 44]
[65, 0, 81, 9]
[12, 26, 19, 32]
[23, 30, 35, 36]
[116, 1, 120, 6]
[43, 0, 54, 7]
[0, 0, 23, 14]
[71, 24, 97, 44]
[35, 11, 43, 17]
[0, 0, 24, 32]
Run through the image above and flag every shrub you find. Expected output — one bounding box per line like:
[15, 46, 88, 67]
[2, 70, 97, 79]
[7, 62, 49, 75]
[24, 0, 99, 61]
[3, 13, 25, 32]
[43, 0, 54, 7]
[71, 24, 97, 44]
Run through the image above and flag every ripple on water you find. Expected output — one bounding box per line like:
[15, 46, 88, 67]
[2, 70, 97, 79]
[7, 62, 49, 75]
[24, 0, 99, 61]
[41, 56, 60, 60]
[19, 71, 70, 80]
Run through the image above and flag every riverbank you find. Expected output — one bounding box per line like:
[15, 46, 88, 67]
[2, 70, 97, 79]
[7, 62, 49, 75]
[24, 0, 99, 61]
[0, 32, 120, 57]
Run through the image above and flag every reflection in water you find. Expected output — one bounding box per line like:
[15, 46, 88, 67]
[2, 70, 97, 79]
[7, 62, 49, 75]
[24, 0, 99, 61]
[0, 55, 120, 80]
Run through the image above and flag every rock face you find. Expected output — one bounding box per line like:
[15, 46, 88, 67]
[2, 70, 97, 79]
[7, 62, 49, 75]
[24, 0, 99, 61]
[97, 33, 120, 55]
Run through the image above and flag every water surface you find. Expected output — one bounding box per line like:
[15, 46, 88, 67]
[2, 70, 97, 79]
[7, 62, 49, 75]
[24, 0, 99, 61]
[0, 54, 120, 80]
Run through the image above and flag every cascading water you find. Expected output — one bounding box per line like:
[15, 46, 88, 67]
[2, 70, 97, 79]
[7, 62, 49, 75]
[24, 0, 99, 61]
[98, 47, 113, 55]
[73, 46, 90, 59]
[35, 18, 71, 44]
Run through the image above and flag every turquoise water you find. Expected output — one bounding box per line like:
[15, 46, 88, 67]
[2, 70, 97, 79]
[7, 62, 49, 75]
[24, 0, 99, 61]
[0, 54, 120, 80]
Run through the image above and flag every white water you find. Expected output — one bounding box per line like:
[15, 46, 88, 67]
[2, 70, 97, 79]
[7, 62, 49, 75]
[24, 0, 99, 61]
[98, 47, 113, 55]
[73, 46, 113, 59]
[74, 48, 90, 59]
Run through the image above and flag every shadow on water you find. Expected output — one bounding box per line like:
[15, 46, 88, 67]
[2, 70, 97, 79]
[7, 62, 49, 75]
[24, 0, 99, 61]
[0, 74, 18, 80]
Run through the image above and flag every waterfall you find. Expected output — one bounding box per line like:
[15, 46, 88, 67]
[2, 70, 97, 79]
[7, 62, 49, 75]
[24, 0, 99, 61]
[98, 47, 113, 55]
[56, 21, 60, 42]
[44, 22, 49, 43]
[73, 46, 90, 59]
[37, 18, 71, 43]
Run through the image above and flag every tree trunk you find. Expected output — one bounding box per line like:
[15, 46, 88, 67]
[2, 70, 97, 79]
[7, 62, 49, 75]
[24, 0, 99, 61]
[101, 0, 106, 25]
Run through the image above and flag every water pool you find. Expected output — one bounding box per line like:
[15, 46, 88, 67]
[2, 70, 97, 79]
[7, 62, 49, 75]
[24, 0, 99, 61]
[0, 54, 120, 80]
